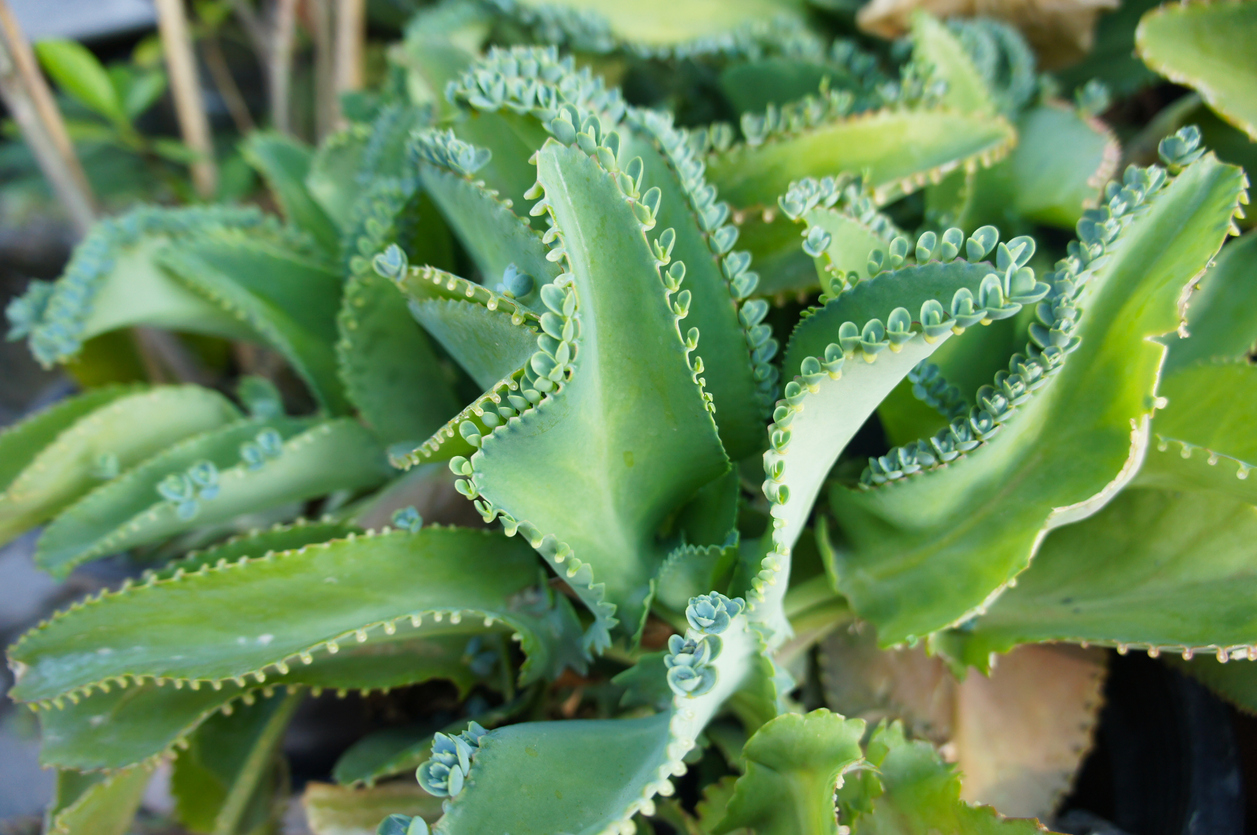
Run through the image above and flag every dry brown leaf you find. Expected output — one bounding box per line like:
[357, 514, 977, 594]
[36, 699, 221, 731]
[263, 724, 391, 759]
[856, 0, 1119, 69]
[820, 627, 1106, 819]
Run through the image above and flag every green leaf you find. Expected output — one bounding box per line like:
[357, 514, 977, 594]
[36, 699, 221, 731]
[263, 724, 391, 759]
[503, 0, 805, 48]
[908, 13, 992, 114]
[35, 40, 129, 126]
[397, 266, 542, 389]
[156, 232, 350, 412]
[1007, 105, 1119, 230]
[846, 723, 1047, 835]
[715, 710, 865, 835]
[432, 597, 768, 835]
[337, 179, 462, 445]
[466, 140, 730, 646]
[1137, 0, 1257, 141]
[11, 526, 580, 705]
[242, 132, 341, 254]
[942, 488, 1257, 668]
[0, 385, 241, 546]
[413, 140, 560, 288]
[45, 763, 153, 835]
[1169, 655, 1257, 715]
[1136, 360, 1257, 503]
[829, 154, 1247, 644]
[37, 627, 496, 773]
[621, 108, 777, 459]
[306, 124, 370, 233]
[757, 255, 1027, 639]
[1164, 231, 1257, 373]
[706, 108, 1017, 210]
[171, 690, 302, 835]
[304, 782, 444, 835]
[34, 418, 389, 577]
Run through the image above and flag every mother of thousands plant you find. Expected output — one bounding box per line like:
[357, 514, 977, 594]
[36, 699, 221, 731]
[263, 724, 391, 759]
[3, 1, 1255, 834]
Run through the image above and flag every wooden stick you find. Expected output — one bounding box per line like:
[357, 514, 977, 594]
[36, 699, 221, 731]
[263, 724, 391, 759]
[154, 0, 217, 199]
[310, 0, 336, 139]
[203, 34, 256, 135]
[333, 0, 365, 96]
[268, 0, 298, 135]
[0, 0, 96, 233]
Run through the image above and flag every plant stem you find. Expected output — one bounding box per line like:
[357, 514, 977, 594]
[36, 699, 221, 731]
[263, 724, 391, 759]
[0, 0, 96, 234]
[154, 0, 218, 199]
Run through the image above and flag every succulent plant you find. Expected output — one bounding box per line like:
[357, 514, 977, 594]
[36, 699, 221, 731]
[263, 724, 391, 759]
[2, 2, 1255, 834]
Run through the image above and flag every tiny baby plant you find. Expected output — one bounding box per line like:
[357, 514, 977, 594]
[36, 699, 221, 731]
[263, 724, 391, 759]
[2, 2, 1255, 834]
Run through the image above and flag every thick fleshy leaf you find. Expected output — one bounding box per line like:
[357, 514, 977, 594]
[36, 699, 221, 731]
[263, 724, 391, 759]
[12, 527, 581, 705]
[1169, 655, 1257, 715]
[34, 418, 389, 577]
[0, 385, 240, 546]
[170, 690, 302, 835]
[396, 266, 542, 390]
[466, 140, 729, 645]
[497, 0, 805, 49]
[844, 723, 1049, 834]
[908, 12, 992, 113]
[45, 764, 154, 835]
[756, 253, 1033, 640]
[304, 782, 444, 835]
[821, 631, 1104, 820]
[337, 178, 462, 446]
[829, 153, 1247, 644]
[414, 147, 559, 288]
[715, 709, 865, 835]
[620, 107, 777, 459]
[155, 233, 349, 412]
[1136, 1, 1257, 141]
[5, 207, 308, 368]
[706, 108, 1016, 210]
[432, 597, 769, 835]
[943, 488, 1257, 667]
[38, 628, 494, 772]
[242, 132, 340, 254]
[1163, 230, 1257, 373]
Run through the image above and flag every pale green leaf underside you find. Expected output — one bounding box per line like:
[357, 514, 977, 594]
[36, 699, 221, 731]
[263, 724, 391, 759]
[471, 141, 729, 639]
[716, 709, 865, 835]
[909, 12, 992, 114]
[156, 235, 349, 413]
[46, 763, 153, 835]
[409, 298, 539, 390]
[0, 385, 138, 492]
[336, 180, 463, 445]
[830, 155, 1246, 644]
[35, 418, 389, 577]
[509, 0, 805, 47]
[707, 109, 1016, 210]
[1165, 231, 1257, 373]
[1136, 360, 1257, 503]
[1137, 0, 1257, 141]
[304, 783, 445, 835]
[40, 627, 495, 772]
[947, 488, 1257, 667]
[0, 386, 240, 546]
[12, 527, 575, 704]
[417, 162, 559, 287]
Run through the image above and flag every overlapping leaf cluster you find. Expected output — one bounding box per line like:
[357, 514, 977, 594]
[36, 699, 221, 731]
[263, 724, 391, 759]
[3, 2, 1255, 834]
